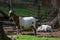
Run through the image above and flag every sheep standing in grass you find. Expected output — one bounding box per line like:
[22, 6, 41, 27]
[8, 9, 38, 35]
[8, 0, 38, 35]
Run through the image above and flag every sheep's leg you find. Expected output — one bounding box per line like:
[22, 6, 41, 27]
[50, 29, 53, 37]
[20, 25, 24, 33]
[32, 26, 36, 36]
[16, 26, 22, 38]
[48, 29, 53, 37]
[19, 27, 22, 33]
[16, 26, 19, 38]
[16, 26, 22, 34]
[32, 22, 37, 35]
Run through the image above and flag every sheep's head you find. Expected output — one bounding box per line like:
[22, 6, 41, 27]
[8, 10, 14, 20]
[8, 10, 13, 17]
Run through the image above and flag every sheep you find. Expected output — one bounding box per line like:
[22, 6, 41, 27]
[19, 17, 38, 30]
[37, 24, 52, 32]
[8, 9, 38, 35]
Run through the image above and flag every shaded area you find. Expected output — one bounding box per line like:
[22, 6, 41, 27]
[0, 21, 11, 40]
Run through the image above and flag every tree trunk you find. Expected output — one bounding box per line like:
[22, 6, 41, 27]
[49, 16, 58, 27]
[58, 8, 60, 29]
[42, 0, 51, 6]
[57, 0, 60, 8]
[48, 0, 59, 29]
[47, 0, 58, 18]
[49, 9, 60, 29]
[0, 22, 11, 40]
[51, 0, 57, 8]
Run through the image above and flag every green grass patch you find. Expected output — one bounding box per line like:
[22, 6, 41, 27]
[10, 34, 60, 40]
[0, 6, 50, 17]
[0, 7, 38, 17]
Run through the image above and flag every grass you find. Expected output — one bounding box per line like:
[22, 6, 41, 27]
[10, 34, 60, 40]
[0, 6, 38, 17]
[0, 6, 50, 17]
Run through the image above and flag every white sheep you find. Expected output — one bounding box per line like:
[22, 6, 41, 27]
[37, 24, 52, 32]
[19, 17, 38, 30]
